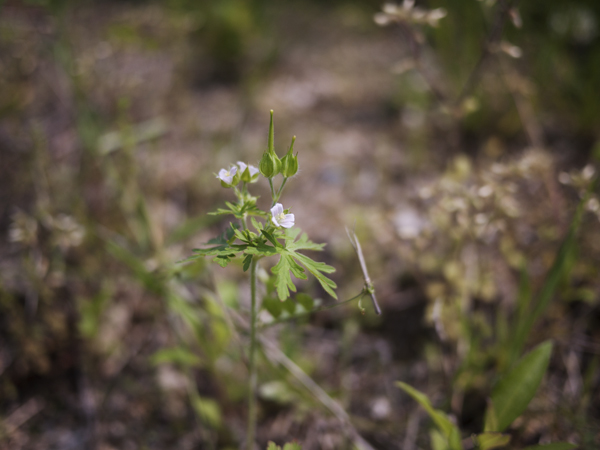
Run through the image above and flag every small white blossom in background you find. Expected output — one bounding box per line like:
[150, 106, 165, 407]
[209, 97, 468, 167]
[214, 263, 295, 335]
[9, 210, 38, 245]
[49, 214, 85, 249]
[499, 41, 523, 58]
[217, 166, 237, 185]
[375, 1, 447, 28]
[270, 203, 295, 228]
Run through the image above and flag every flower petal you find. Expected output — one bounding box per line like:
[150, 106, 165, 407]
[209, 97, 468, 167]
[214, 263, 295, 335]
[280, 214, 295, 228]
[271, 203, 284, 217]
[237, 161, 247, 173]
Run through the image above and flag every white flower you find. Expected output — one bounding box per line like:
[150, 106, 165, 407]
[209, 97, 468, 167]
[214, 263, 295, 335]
[270, 203, 295, 228]
[237, 161, 259, 177]
[217, 166, 237, 185]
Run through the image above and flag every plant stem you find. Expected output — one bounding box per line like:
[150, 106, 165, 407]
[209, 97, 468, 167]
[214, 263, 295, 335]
[246, 257, 258, 450]
[268, 178, 275, 205]
[275, 177, 288, 203]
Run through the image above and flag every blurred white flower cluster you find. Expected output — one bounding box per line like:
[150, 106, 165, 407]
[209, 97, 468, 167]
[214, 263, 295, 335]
[374, 1, 447, 28]
[392, 149, 598, 343]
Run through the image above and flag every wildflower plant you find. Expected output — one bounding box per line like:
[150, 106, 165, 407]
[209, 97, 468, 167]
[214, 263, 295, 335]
[183, 110, 368, 448]
[198, 111, 337, 302]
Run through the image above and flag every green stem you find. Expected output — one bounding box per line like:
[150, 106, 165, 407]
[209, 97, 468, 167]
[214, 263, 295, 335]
[268, 178, 275, 205]
[246, 258, 258, 449]
[274, 177, 288, 204]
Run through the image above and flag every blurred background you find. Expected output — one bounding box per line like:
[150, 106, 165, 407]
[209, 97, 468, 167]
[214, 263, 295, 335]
[1, 0, 600, 448]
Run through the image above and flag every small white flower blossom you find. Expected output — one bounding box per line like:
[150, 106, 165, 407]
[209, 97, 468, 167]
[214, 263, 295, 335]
[270, 203, 295, 228]
[217, 166, 237, 185]
[237, 161, 259, 177]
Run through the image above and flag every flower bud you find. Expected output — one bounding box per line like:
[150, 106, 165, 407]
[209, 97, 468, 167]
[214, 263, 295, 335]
[259, 151, 281, 178]
[238, 161, 260, 183]
[280, 136, 298, 178]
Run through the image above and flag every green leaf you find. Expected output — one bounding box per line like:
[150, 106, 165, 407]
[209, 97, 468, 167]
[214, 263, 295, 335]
[431, 429, 450, 450]
[191, 394, 221, 428]
[263, 296, 283, 318]
[261, 229, 281, 247]
[213, 256, 231, 268]
[272, 253, 306, 301]
[296, 293, 314, 311]
[487, 341, 553, 432]
[150, 347, 201, 367]
[267, 442, 280, 450]
[396, 382, 463, 450]
[258, 228, 337, 301]
[244, 243, 278, 256]
[293, 253, 337, 299]
[243, 254, 253, 272]
[510, 186, 591, 365]
[282, 298, 296, 314]
[475, 432, 511, 450]
[521, 444, 577, 450]
[251, 216, 263, 232]
[286, 232, 326, 251]
[483, 399, 499, 433]
[282, 443, 302, 450]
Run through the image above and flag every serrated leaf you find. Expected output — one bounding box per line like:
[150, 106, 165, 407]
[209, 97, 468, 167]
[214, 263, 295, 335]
[293, 253, 337, 299]
[396, 382, 463, 450]
[213, 256, 230, 268]
[272, 253, 306, 301]
[262, 229, 281, 247]
[475, 432, 511, 450]
[286, 232, 326, 251]
[251, 216, 263, 232]
[487, 340, 553, 432]
[242, 254, 253, 272]
[244, 243, 278, 256]
[521, 444, 577, 450]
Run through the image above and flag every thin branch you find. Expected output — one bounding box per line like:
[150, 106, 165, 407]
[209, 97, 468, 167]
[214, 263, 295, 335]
[346, 228, 382, 315]
[455, 0, 514, 107]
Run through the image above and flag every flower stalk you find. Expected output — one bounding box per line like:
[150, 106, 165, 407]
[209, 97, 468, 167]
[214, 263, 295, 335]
[246, 257, 258, 450]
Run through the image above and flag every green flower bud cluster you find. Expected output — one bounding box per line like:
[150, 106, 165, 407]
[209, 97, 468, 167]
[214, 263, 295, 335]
[259, 110, 298, 179]
[259, 150, 281, 178]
